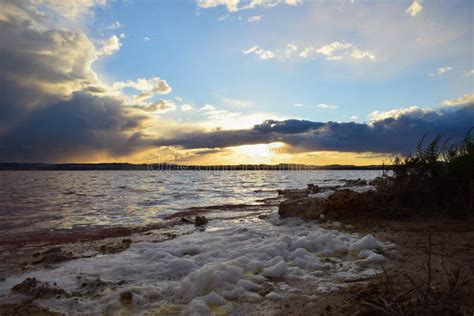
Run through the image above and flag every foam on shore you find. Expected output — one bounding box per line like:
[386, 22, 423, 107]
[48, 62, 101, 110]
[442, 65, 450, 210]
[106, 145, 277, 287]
[0, 213, 394, 314]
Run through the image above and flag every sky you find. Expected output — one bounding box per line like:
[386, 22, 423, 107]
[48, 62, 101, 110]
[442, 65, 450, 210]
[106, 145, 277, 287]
[0, 0, 473, 165]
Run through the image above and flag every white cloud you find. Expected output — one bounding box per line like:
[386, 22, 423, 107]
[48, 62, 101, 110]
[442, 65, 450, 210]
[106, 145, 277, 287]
[405, 1, 423, 17]
[316, 103, 338, 109]
[314, 41, 375, 62]
[142, 100, 177, 113]
[244, 41, 375, 62]
[316, 41, 352, 57]
[429, 66, 453, 77]
[200, 104, 217, 111]
[350, 48, 376, 61]
[247, 15, 263, 23]
[292, 104, 304, 107]
[107, 21, 122, 30]
[285, 43, 298, 56]
[369, 106, 434, 122]
[143, 36, 151, 42]
[181, 104, 195, 112]
[442, 94, 474, 107]
[297, 41, 376, 61]
[464, 69, 474, 77]
[98, 35, 121, 56]
[197, 0, 239, 12]
[119, 33, 126, 39]
[350, 116, 359, 121]
[37, 0, 107, 19]
[299, 47, 314, 58]
[242, 0, 302, 10]
[243, 45, 275, 60]
[112, 77, 172, 94]
[197, 0, 303, 12]
[200, 104, 241, 120]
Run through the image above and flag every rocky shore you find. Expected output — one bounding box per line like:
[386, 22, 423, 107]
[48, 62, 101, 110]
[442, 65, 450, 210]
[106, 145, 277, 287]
[0, 179, 472, 315]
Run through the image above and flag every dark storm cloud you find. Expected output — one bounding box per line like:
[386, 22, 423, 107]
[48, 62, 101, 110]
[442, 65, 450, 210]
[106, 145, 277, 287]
[0, 1, 152, 162]
[0, 93, 149, 162]
[155, 105, 474, 155]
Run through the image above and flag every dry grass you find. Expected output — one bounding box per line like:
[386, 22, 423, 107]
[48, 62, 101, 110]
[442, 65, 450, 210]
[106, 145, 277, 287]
[361, 233, 471, 315]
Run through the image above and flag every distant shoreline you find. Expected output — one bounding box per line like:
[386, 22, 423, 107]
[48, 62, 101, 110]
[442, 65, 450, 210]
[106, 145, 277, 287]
[0, 162, 390, 171]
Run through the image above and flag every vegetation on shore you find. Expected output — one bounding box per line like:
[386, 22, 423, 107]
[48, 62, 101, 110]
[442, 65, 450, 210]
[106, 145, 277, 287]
[380, 129, 474, 216]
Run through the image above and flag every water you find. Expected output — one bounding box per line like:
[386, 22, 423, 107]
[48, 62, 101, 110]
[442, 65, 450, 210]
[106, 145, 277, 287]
[0, 170, 383, 234]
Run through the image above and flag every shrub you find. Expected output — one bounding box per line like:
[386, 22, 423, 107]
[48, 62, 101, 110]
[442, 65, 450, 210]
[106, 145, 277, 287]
[386, 129, 474, 216]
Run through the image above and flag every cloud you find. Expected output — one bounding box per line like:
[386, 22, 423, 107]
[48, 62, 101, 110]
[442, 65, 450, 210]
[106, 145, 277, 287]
[181, 104, 195, 112]
[350, 48, 376, 61]
[0, 92, 150, 162]
[196, 0, 302, 12]
[251, 41, 376, 62]
[107, 21, 122, 30]
[442, 94, 474, 107]
[316, 103, 338, 109]
[247, 15, 263, 23]
[141, 100, 177, 113]
[197, 0, 240, 12]
[285, 43, 298, 56]
[299, 47, 314, 58]
[369, 106, 434, 122]
[465, 69, 474, 77]
[292, 104, 304, 107]
[316, 41, 352, 57]
[200, 104, 241, 121]
[0, 0, 170, 162]
[119, 33, 126, 39]
[405, 1, 423, 17]
[143, 36, 151, 42]
[243, 45, 275, 60]
[112, 77, 172, 95]
[429, 66, 453, 77]
[98, 35, 122, 56]
[313, 41, 376, 61]
[155, 105, 474, 155]
[25, 0, 107, 20]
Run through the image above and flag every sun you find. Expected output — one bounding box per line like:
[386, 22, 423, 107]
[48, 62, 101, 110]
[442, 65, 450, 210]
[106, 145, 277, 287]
[231, 142, 285, 164]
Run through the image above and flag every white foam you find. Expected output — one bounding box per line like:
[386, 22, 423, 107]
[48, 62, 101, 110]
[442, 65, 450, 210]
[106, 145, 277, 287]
[0, 214, 392, 314]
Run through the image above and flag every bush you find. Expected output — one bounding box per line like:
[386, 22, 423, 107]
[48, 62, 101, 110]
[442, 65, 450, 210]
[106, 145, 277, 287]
[386, 129, 474, 216]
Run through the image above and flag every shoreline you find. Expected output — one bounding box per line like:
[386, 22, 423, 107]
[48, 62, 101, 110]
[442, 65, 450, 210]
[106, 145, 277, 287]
[0, 182, 472, 315]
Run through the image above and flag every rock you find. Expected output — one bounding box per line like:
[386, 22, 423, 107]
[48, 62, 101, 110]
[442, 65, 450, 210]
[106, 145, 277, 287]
[12, 277, 67, 299]
[307, 184, 321, 193]
[3, 303, 60, 316]
[277, 188, 309, 199]
[341, 178, 367, 186]
[279, 197, 328, 219]
[279, 189, 382, 220]
[78, 277, 110, 296]
[181, 217, 194, 224]
[98, 242, 130, 254]
[120, 291, 133, 304]
[195, 216, 208, 226]
[33, 247, 74, 265]
[328, 190, 379, 213]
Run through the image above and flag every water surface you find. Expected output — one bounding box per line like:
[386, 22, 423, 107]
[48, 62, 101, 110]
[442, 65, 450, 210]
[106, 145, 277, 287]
[0, 170, 383, 234]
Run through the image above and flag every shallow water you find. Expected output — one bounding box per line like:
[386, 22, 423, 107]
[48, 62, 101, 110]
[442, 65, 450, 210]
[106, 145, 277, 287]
[0, 170, 384, 234]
